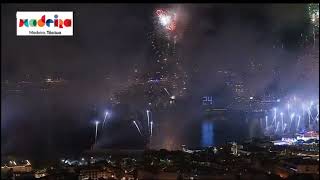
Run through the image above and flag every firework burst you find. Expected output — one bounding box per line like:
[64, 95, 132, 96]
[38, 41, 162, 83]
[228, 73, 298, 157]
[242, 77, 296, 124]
[156, 9, 177, 32]
[308, 3, 319, 29]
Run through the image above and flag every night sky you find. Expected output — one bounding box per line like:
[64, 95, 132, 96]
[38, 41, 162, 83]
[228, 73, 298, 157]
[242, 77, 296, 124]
[1, 4, 319, 162]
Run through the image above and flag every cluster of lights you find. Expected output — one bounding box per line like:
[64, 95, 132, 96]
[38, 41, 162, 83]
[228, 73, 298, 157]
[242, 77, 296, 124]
[2, 160, 31, 168]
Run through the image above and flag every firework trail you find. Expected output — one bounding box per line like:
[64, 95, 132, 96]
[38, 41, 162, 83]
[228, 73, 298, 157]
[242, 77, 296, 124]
[133, 121, 142, 136]
[309, 101, 316, 122]
[307, 103, 312, 128]
[289, 113, 295, 129]
[264, 96, 319, 136]
[275, 121, 280, 133]
[265, 116, 268, 129]
[94, 121, 100, 145]
[102, 111, 109, 128]
[150, 121, 153, 138]
[317, 104, 319, 122]
[274, 108, 277, 126]
[297, 115, 301, 131]
[284, 123, 287, 132]
[149, 110, 153, 135]
[280, 112, 284, 133]
[146, 110, 150, 130]
[164, 88, 170, 96]
[271, 108, 277, 126]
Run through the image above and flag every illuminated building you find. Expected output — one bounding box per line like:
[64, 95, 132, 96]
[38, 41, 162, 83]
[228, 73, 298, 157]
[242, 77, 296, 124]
[34, 169, 48, 178]
[78, 167, 115, 180]
[1, 160, 32, 174]
[1, 165, 32, 174]
[276, 158, 319, 176]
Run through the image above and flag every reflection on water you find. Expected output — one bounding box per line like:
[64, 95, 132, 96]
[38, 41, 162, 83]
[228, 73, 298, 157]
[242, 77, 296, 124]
[198, 112, 264, 147]
[201, 121, 214, 147]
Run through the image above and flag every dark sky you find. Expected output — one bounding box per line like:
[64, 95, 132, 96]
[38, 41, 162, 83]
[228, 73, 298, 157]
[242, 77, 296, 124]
[1, 4, 318, 162]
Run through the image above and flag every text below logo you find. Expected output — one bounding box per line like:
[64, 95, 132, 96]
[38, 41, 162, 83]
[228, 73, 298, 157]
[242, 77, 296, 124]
[16, 11, 73, 36]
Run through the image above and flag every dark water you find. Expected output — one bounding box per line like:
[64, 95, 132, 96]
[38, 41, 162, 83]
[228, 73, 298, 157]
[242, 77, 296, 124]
[2, 88, 264, 166]
[186, 111, 264, 148]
